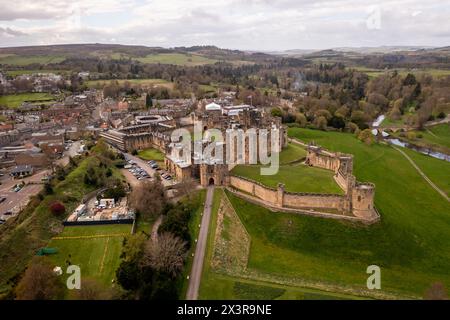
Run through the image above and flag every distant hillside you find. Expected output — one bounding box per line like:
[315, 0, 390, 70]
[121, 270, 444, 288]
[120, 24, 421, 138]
[0, 43, 277, 67]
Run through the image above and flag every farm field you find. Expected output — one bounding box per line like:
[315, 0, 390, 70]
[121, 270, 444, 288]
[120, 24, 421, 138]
[0, 92, 56, 108]
[0, 54, 66, 66]
[231, 164, 343, 194]
[135, 53, 218, 66]
[48, 224, 131, 287]
[352, 66, 450, 79]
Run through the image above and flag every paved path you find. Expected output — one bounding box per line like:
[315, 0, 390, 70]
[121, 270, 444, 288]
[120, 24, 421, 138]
[151, 215, 163, 242]
[393, 146, 449, 202]
[186, 186, 214, 300]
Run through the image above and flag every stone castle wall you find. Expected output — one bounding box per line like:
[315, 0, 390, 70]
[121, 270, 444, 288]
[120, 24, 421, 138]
[228, 143, 379, 222]
[229, 175, 348, 213]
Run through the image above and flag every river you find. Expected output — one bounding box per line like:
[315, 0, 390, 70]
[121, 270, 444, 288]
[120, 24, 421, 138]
[371, 114, 450, 162]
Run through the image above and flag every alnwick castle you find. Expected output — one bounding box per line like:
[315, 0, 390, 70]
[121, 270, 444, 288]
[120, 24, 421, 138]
[100, 99, 378, 223]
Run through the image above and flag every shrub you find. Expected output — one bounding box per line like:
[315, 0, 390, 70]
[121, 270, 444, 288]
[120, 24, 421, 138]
[49, 201, 66, 216]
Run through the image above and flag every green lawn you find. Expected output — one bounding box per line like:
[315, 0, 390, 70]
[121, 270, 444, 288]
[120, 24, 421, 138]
[0, 93, 56, 108]
[276, 127, 450, 296]
[401, 147, 450, 197]
[137, 148, 165, 163]
[279, 143, 307, 164]
[231, 164, 343, 194]
[48, 224, 131, 286]
[230, 142, 341, 194]
[135, 53, 218, 66]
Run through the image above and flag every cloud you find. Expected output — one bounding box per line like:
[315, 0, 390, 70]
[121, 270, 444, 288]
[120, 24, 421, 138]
[0, 0, 449, 49]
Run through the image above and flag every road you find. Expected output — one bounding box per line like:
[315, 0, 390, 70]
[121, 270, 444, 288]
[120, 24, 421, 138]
[186, 186, 214, 300]
[0, 170, 51, 219]
[55, 141, 82, 167]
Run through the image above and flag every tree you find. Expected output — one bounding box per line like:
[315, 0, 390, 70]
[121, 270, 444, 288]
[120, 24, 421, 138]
[15, 258, 64, 300]
[295, 113, 307, 127]
[270, 107, 282, 117]
[141, 232, 187, 278]
[49, 201, 66, 217]
[129, 179, 167, 220]
[176, 177, 197, 200]
[145, 94, 153, 108]
[424, 282, 448, 300]
[313, 116, 327, 130]
[358, 129, 375, 145]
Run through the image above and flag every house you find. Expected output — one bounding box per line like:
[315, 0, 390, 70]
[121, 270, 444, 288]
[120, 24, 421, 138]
[11, 165, 33, 178]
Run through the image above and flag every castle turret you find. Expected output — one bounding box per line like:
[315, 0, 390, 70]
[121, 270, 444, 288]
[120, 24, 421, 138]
[352, 183, 376, 219]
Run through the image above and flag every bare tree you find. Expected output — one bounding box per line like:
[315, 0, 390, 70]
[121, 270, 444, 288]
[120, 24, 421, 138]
[15, 258, 64, 300]
[141, 232, 187, 277]
[129, 179, 167, 220]
[176, 177, 197, 199]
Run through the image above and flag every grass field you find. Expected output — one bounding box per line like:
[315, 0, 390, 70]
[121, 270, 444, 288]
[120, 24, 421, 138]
[198, 128, 450, 299]
[137, 148, 165, 163]
[353, 66, 450, 79]
[135, 53, 218, 66]
[48, 224, 131, 287]
[231, 164, 343, 194]
[0, 54, 66, 66]
[0, 93, 56, 108]
[230, 142, 342, 194]
[198, 189, 363, 300]
[85, 78, 173, 90]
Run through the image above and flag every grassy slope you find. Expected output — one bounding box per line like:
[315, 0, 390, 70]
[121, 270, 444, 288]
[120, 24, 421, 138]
[0, 93, 55, 108]
[136, 53, 218, 66]
[266, 127, 450, 296]
[231, 164, 343, 194]
[0, 54, 66, 66]
[401, 147, 450, 197]
[198, 189, 363, 300]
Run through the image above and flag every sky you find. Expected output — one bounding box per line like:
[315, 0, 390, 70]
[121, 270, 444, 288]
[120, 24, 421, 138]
[0, 0, 449, 51]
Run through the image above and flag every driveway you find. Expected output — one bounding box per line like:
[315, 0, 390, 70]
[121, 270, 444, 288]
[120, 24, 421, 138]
[186, 185, 214, 300]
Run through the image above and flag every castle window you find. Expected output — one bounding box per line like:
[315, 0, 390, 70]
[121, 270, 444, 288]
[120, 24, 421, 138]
[358, 196, 361, 202]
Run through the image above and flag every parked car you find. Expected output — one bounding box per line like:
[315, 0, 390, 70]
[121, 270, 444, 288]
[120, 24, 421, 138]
[3, 211, 12, 216]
